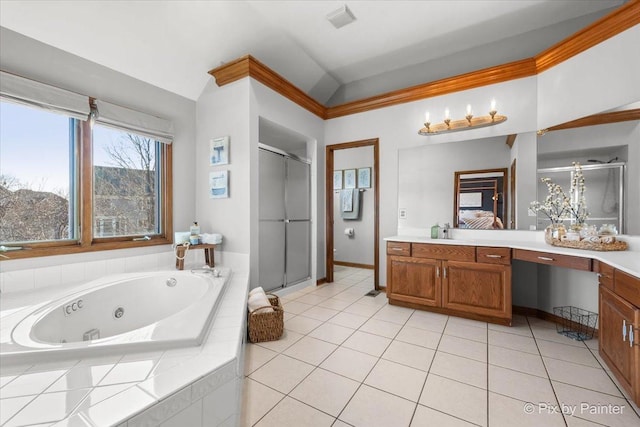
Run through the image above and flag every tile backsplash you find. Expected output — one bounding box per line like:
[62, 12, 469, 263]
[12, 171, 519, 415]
[0, 246, 248, 293]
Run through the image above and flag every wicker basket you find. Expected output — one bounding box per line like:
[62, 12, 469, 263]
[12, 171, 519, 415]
[248, 294, 284, 343]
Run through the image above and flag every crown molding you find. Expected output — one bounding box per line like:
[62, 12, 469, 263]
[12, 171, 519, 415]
[326, 59, 536, 119]
[208, 3, 639, 121]
[544, 108, 640, 133]
[535, 0, 640, 73]
[209, 55, 326, 119]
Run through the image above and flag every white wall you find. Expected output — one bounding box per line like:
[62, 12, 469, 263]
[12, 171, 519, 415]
[326, 77, 538, 285]
[334, 146, 375, 266]
[195, 79, 251, 272]
[537, 25, 640, 130]
[510, 132, 538, 231]
[0, 28, 197, 288]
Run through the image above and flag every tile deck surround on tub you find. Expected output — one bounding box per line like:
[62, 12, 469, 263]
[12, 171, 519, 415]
[0, 268, 248, 427]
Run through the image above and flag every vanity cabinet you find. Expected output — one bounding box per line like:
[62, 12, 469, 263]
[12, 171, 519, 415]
[387, 256, 440, 307]
[442, 260, 511, 321]
[598, 268, 640, 405]
[386, 242, 512, 325]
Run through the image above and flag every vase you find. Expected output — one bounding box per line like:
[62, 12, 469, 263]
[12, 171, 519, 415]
[544, 224, 566, 244]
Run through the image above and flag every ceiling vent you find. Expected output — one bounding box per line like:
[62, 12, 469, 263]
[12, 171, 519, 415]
[326, 5, 356, 29]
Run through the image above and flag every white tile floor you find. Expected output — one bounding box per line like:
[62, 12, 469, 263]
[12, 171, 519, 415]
[242, 266, 640, 427]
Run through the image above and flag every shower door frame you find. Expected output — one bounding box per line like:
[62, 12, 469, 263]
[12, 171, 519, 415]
[258, 143, 312, 290]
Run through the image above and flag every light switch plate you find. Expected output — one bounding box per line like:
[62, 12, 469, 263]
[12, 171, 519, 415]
[399, 208, 407, 219]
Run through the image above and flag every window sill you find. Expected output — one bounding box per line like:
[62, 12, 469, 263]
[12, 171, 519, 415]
[0, 238, 172, 261]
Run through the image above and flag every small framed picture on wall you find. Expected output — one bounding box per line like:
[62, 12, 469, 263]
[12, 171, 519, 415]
[333, 170, 343, 190]
[344, 169, 356, 189]
[357, 167, 371, 188]
[209, 170, 229, 198]
[210, 136, 230, 166]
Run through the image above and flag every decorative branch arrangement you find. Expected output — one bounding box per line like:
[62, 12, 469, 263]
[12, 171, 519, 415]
[530, 162, 588, 227]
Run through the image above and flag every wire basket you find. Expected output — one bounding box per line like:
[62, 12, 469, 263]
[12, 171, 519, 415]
[248, 294, 284, 343]
[553, 306, 598, 341]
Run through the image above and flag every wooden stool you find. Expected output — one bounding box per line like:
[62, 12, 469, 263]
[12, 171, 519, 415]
[175, 243, 216, 270]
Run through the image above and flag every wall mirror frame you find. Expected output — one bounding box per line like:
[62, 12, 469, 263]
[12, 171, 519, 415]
[453, 168, 508, 230]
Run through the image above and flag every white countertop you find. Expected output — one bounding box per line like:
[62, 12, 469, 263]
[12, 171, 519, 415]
[384, 233, 640, 277]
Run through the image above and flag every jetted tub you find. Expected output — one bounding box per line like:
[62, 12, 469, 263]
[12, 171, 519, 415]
[2, 270, 227, 365]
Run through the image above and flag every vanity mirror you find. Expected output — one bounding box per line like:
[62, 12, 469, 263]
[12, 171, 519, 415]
[454, 168, 508, 229]
[397, 135, 511, 232]
[397, 106, 638, 234]
[536, 110, 639, 235]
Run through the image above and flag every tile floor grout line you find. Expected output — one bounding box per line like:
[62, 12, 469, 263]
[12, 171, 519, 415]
[526, 315, 569, 427]
[485, 319, 489, 427]
[333, 297, 416, 427]
[409, 314, 450, 426]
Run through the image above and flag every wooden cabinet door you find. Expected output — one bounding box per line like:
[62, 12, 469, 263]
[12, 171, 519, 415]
[387, 256, 441, 307]
[599, 285, 640, 401]
[442, 261, 511, 320]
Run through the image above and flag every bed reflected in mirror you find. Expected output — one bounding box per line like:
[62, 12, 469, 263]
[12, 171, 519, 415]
[454, 168, 508, 229]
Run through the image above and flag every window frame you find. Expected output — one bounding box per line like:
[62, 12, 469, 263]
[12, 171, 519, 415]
[1, 115, 173, 260]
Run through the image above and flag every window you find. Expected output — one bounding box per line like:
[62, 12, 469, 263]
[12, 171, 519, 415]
[93, 125, 161, 238]
[0, 72, 173, 258]
[0, 101, 79, 243]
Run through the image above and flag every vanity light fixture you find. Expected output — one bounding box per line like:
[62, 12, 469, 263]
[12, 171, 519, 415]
[419, 99, 507, 136]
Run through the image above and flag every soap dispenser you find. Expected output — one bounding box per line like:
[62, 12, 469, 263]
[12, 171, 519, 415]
[190, 222, 200, 244]
[430, 224, 440, 239]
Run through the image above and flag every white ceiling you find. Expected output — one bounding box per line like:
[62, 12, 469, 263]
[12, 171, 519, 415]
[0, 0, 624, 104]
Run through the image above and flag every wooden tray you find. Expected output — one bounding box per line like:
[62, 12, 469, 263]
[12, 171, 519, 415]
[547, 239, 628, 252]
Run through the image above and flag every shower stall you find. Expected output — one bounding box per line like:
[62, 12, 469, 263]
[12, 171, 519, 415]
[536, 161, 626, 233]
[258, 144, 311, 292]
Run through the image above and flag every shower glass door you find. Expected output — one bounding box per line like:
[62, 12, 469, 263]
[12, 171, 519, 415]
[536, 162, 625, 233]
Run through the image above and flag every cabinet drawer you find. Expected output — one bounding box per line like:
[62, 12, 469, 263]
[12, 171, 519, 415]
[512, 249, 591, 271]
[387, 242, 411, 256]
[476, 247, 511, 265]
[412, 244, 475, 262]
[594, 260, 614, 290]
[614, 270, 640, 308]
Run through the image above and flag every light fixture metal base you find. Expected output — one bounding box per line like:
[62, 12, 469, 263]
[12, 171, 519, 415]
[418, 115, 507, 136]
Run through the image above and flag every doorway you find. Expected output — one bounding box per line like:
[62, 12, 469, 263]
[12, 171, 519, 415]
[326, 138, 379, 289]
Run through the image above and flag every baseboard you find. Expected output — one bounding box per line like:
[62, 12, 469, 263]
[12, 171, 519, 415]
[513, 305, 598, 338]
[334, 261, 375, 270]
[316, 278, 327, 286]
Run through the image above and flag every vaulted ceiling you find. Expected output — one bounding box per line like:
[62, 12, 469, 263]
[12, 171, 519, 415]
[0, 1, 625, 104]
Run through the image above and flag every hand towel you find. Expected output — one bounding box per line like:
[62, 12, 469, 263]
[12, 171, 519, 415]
[342, 190, 361, 220]
[248, 286, 266, 297]
[247, 292, 273, 313]
[341, 189, 353, 212]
